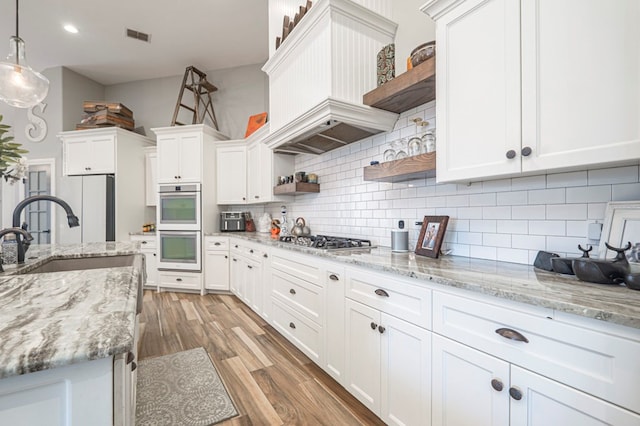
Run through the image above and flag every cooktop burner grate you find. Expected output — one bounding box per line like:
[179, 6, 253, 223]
[279, 235, 373, 250]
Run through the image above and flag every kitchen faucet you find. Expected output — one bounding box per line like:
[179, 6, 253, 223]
[11, 195, 80, 260]
[0, 227, 33, 271]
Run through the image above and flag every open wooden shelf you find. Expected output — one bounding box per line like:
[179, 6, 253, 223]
[273, 182, 320, 195]
[363, 152, 436, 182]
[363, 56, 436, 114]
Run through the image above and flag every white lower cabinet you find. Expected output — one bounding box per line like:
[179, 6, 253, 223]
[204, 237, 229, 292]
[129, 234, 157, 289]
[229, 239, 267, 316]
[432, 334, 640, 426]
[324, 266, 345, 385]
[345, 298, 431, 426]
[158, 271, 202, 293]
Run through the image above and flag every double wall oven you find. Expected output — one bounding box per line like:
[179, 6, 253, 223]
[157, 183, 201, 271]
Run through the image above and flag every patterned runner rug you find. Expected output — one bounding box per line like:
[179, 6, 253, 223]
[136, 347, 238, 425]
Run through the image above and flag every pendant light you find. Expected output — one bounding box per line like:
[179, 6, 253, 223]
[0, 0, 49, 108]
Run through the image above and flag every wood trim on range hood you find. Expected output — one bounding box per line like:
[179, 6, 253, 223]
[262, 98, 398, 155]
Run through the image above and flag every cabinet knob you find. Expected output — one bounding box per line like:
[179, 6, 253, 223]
[378, 325, 386, 334]
[374, 288, 389, 297]
[131, 361, 137, 372]
[329, 274, 339, 281]
[289, 288, 296, 295]
[506, 150, 517, 159]
[491, 379, 504, 392]
[235, 245, 238, 248]
[509, 387, 523, 401]
[233, 258, 237, 262]
[370, 322, 377, 330]
[247, 265, 253, 269]
[153, 253, 156, 256]
[254, 195, 259, 199]
[495, 327, 529, 343]
[243, 197, 246, 201]
[141, 241, 147, 244]
[224, 255, 228, 259]
[176, 278, 182, 282]
[250, 249, 254, 253]
[521, 146, 532, 157]
[85, 167, 91, 170]
[263, 253, 268, 258]
[289, 322, 296, 329]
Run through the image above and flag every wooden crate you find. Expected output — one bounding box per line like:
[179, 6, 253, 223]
[80, 109, 135, 130]
[83, 101, 133, 119]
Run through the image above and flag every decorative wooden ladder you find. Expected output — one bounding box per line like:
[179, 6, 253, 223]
[171, 66, 219, 129]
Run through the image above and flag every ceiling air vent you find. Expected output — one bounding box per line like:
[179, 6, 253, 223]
[126, 28, 151, 43]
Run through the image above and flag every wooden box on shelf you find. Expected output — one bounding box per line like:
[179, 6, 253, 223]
[363, 152, 436, 183]
[363, 56, 436, 114]
[273, 182, 320, 195]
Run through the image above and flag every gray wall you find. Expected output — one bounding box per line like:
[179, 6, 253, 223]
[104, 63, 268, 139]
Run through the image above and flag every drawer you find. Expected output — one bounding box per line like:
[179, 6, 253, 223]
[205, 237, 228, 251]
[130, 235, 156, 249]
[345, 267, 431, 329]
[158, 271, 202, 291]
[271, 298, 321, 364]
[433, 290, 640, 413]
[272, 269, 323, 325]
[271, 251, 322, 285]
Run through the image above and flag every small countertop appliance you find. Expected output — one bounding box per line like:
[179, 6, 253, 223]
[220, 212, 246, 232]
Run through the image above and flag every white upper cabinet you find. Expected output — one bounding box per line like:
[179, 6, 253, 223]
[62, 132, 116, 175]
[216, 141, 247, 205]
[152, 124, 229, 184]
[424, 0, 640, 183]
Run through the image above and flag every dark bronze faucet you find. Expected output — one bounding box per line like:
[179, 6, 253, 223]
[11, 195, 80, 261]
[0, 227, 33, 271]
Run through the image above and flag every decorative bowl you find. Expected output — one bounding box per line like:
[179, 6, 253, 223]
[410, 41, 436, 67]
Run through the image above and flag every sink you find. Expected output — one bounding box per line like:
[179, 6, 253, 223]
[20, 255, 136, 274]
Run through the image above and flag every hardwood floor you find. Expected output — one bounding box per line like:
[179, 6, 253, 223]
[138, 290, 385, 425]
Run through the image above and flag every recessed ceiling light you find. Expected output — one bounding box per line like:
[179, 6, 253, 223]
[64, 24, 79, 34]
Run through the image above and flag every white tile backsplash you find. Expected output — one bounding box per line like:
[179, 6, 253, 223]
[256, 101, 640, 266]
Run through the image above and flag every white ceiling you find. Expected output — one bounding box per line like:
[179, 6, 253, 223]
[0, 0, 269, 85]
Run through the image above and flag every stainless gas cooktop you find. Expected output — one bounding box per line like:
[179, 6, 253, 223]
[279, 235, 375, 250]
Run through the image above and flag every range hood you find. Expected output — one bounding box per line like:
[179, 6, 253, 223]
[262, 0, 399, 155]
[263, 97, 398, 155]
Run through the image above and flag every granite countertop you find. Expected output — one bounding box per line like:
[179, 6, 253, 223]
[0, 242, 143, 379]
[208, 232, 640, 330]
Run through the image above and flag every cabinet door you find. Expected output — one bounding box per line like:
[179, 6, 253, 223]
[324, 268, 345, 385]
[510, 366, 640, 426]
[432, 334, 509, 426]
[145, 151, 157, 206]
[142, 248, 158, 287]
[380, 313, 431, 426]
[229, 255, 243, 298]
[246, 259, 262, 314]
[204, 251, 229, 291]
[435, 0, 521, 182]
[177, 133, 202, 182]
[157, 136, 182, 182]
[344, 299, 381, 415]
[64, 135, 115, 175]
[217, 145, 247, 204]
[246, 142, 262, 203]
[521, 0, 640, 172]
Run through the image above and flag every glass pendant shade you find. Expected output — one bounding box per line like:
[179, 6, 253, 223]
[0, 36, 49, 108]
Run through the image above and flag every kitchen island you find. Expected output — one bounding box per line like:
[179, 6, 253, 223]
[0, 242, 144, 425]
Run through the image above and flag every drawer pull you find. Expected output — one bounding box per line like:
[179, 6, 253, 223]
[495, 328, 529, 343]
[233, 258, 237, 262]
[141, 241, 147, 244]
[370, 322, 377, 330]
[509, 387, 523, 401]
[289, 288, 296, 295]
[235, 245, 239, 248]
[247, 265, 253, 269]
[289, 322, 296, 329]
[250, 249, 254, 253]
[374, 288, 389, 297]
[329, 274, 339, 281]
[491, 379, 504, 392]
[176, 278, 182, 282]
[214, 242, 221, 246]
[263, 253, 268, 258]
[378, 325, 386, 334]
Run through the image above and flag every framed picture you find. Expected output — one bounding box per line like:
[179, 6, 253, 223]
[599, 201, 640, 262]
[416, 215, 449, 258]
[245, 112, 268, 138]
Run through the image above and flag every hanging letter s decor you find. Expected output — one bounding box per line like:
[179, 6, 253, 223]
[25, 102, 47, 142]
